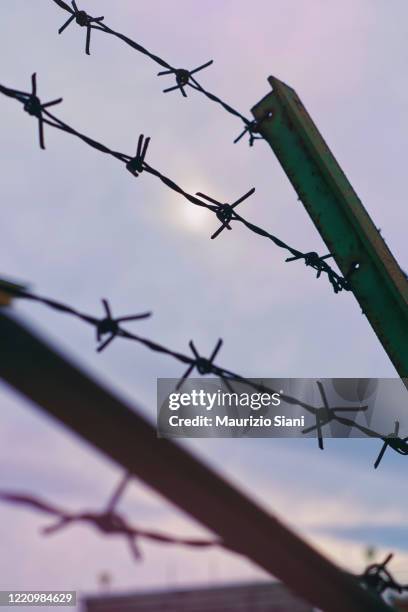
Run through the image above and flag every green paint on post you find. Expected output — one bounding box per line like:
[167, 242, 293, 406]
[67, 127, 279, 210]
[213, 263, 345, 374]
[252, 76, 408, 377]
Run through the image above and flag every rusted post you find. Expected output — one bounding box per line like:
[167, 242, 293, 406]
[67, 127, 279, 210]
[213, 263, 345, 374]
[252, 76, 408, 377]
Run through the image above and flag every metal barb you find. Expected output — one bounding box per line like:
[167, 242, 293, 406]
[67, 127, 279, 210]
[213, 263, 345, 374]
[302, 380, 368, 451]
[196, 188, 255, 239]
[0, 486, 219, 563]
[58, 0, 104, 55]
[96, 299, 151, 352]
[374, 420, 408, 469]
[285, 251, 349, 294]
[105, 472, 132, 513]
[176, 339, 223, 390]
[126, 134, 150, 177]
[234, 120, 263, 147]
[22, 73, 63, 149]
[158, 61, 213, 97]
[359, 553, 408, 597]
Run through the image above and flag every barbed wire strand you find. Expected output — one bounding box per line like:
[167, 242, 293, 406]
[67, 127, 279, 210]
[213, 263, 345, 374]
[0, 283, 313, 396]
[0, 283, 352, 399]
[49, 0, 262, 146]
[0, 484, 406, 607]
[2, 283, 406, 469]
[0, 77, 350, 294]
[359, 554, 408, 598]
[0, 472, 221, 562]
[0, 413, 405, 606]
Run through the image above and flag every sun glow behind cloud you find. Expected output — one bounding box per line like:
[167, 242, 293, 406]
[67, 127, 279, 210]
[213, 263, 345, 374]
[180, 201, 212, 233]
[165, 176, 215, 235]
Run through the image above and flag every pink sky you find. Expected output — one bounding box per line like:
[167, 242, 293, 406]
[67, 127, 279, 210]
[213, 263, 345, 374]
[0, 0, 407, 608]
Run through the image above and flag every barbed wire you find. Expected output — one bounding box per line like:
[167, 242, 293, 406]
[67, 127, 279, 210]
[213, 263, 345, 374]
[0, 283, 305, 395]
[0, 7, 403, 606]
[0, 282, 355, 397]
[0, 76, 351, 294]
[243, 377, 408, 468]
[1, 475, 407, 606]
[0, 473, 221, 561]
[49, 0, 263, 147]
[359, 554, 408, 599]
[298, 381, 366, 451]
[1, 479, 407, 605]
[2, 282, 407, 469]
[303, 409, 408, 469]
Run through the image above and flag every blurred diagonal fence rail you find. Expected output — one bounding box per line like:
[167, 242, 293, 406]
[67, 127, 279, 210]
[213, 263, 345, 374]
[0, 309, 394, 612]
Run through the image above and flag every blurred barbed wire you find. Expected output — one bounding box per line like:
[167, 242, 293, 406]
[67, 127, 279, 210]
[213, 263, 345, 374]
[0, 473, 221, 561]
[359, 554, 408, 599]
[1, 484, 407, 609]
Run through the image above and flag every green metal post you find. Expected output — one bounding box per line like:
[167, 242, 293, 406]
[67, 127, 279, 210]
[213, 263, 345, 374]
[252, 76, 408, 377]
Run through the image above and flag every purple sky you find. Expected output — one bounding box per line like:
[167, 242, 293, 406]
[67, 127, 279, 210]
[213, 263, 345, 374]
[1, 0, 407, 608]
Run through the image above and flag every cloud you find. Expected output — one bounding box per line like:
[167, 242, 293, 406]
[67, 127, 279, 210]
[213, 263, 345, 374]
[1, 0, 407, 602]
